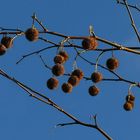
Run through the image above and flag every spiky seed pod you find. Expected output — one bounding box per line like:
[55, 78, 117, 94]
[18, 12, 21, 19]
[52, 64, 65, 76]
[1, 36, 13, 48]
[106, 57, 119, 70]
[91, 72, 103, 83]
[25, 28, 39, 41]
[126, 94, 135, 102]
[68, 75, 80, 86]
[59, 51, 69, 62]
[123, 101, 134, 111]
[0, 44, 7, 55]
[88, 85, 100, 96]
[61, 82, 73, 93]
[71, 69, 84, 80]
[47, 77, 59, 90]
[54, 55, 65, 64]
[82, 36, 98, 50]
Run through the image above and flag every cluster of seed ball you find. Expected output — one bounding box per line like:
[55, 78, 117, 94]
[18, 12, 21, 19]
[123, 94, 135, 111]
[25, 31, 137, 111]
[47, 51, 69, 90]
[88, 72, 103, 96]
[47, 51, 84, 94]
[0, 36, 13, 55]
[61, 69, 84, 93]
[88, 57, 119, 96]
[81, 36, 119, 97]
[0, 27, 39, 56]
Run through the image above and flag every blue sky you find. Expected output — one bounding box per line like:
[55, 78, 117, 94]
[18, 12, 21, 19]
[0, 0, 140, 140]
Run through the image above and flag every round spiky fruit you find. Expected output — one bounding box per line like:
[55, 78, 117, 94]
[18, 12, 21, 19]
[88, 85, 100, 96]
[82, 36, 98, 50]
[126, 94, 135, 102]
[59, 51, 69, 62]
[123, 101, 134, 111]
[61, 83, 73, 93]
[1, 36, 13, 48]
[25, 28, 39, 41]
[68, 75, 80, 86]
[52, 64, 65, 76]
[54, 55, 65, 64]
[106, 57, 119, 70]
[71, 69, 84, 80]
[91, 72, 103, 83]
[0, 44, 7, 55]
[47, 77, 59, 90]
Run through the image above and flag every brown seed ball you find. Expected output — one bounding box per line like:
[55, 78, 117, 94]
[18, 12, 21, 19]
[68, 75, 80, 86]
[106, 57, 119, 70]
[82, 37, 98, 50]
[47, 77, 59, 90]
[61, 82, 73, 93]
[123, 101, 134, 111]
[25, 28, 39, 41]
[54, 55, 65, 64]
[91, 72, 103, 83]
[71, 69, 84, 80]
[0, 44, 7, 55]
[1, 36, 13, 48]
[126, 94, 135, 102]
[52, 64, 65, 76]
[88, 85, 100, 96]
[59, 51, 69, 62]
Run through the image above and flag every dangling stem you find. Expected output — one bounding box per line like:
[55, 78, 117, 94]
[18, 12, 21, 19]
[128, 83, 137, 94]
[32, 12, 36, 28]
[111, 47, 115, 58]
[95, 51, 104, 72]
[57, 37, 70, 54]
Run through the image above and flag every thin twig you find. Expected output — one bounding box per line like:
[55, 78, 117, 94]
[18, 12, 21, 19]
[122, 0, 140, 42]
[39, 55, 52, 70]
[56, 122, 78, 127]
[0, 31, 23, 35]
[39, 37, 58, 46]
[116, 0, 140, 12]
[96, 36, 140, 54]
[32, 14, 48, 31]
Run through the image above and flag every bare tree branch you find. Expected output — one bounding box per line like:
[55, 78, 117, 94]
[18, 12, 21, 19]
[117, 0, 140, 42]
[0, 68, 113, 140]
[116, 0, 140, 12]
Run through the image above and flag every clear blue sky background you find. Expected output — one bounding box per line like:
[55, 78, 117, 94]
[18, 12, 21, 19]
[0, 0, 140, 140]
